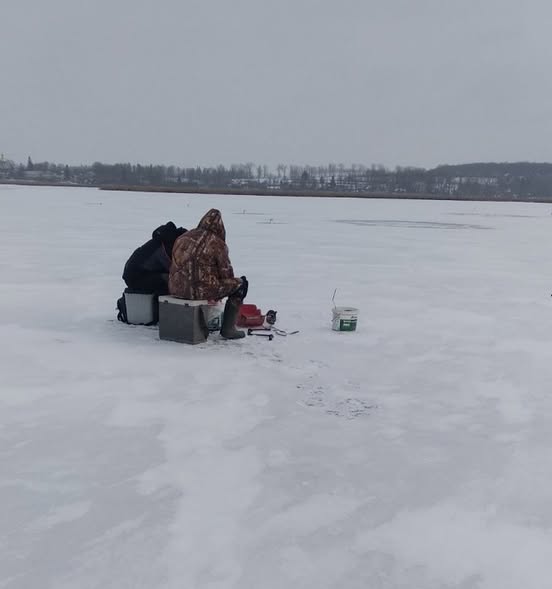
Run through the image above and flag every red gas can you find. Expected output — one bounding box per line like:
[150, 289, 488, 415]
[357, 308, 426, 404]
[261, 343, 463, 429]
[236, 304, 265, 327]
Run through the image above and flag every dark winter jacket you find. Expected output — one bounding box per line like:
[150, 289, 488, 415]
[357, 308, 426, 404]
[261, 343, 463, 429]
[123, 222, 187, 293]
[169, 209, 241, 300]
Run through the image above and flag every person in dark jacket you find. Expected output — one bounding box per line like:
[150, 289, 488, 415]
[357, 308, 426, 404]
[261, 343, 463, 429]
[169, 209, 248, 339]
[123, 222, 187, 294]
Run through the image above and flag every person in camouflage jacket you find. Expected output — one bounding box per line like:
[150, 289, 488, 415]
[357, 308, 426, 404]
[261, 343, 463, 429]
[169, 209, 247, 338]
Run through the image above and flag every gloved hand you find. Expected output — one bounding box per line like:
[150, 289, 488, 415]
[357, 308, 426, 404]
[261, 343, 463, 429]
[237, 275, 249, 299]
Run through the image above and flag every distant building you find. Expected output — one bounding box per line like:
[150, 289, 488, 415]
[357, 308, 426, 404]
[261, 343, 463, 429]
[0, 153, 15, 178]
[23, 170, 61, 181]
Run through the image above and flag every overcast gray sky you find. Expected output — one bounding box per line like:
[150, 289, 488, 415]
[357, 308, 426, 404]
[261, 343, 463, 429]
[1, 0, 551, 169]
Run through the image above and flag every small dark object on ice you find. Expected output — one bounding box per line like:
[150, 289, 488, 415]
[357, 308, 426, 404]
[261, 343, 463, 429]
[247, 326, 299, 337]
[266, 310, 277, 325]
[247, 328, 273, 340]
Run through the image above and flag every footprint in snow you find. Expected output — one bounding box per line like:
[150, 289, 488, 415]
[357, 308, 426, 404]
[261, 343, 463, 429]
[326, 398, 377, 419]
[299, 386, 376, 419]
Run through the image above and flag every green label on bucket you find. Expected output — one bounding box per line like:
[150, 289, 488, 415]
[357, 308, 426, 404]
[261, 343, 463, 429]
[339, 319, 357, 331]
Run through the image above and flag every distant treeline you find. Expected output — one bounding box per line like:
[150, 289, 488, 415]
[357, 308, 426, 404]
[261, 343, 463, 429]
[3, 157, 552, 199]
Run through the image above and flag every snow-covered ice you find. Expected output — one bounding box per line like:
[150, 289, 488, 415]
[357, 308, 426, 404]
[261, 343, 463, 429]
[2, 184, 552, 588]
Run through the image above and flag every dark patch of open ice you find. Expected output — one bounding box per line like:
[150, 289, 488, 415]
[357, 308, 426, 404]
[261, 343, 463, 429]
[334, 219, 491, 230]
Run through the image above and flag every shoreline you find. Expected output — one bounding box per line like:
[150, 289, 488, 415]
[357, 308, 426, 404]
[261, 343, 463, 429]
[2, 179, 552, 204]
[100, 184, 552, 204]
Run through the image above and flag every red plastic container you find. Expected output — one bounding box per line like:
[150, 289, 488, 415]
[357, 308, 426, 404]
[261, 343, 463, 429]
[237, 304, 265, 327]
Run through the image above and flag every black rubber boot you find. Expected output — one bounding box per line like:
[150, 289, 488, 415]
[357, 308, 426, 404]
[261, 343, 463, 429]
[220, 296, 245, 339]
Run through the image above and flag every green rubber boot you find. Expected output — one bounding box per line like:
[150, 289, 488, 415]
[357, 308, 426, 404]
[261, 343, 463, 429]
[220, 297, 245, 339]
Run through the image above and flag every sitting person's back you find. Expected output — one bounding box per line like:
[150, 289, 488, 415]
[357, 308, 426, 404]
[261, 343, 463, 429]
[123, 221, 186, 295]
[169, 209, 241, 300]
[169, 209, 247, 339]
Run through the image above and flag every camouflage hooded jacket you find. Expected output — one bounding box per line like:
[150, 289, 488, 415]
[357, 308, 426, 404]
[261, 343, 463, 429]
[168, 208, 241, 300]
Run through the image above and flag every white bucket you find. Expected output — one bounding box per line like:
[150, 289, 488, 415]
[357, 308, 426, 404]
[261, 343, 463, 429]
[332, 306, 358, 332]
[203, 301, 225, 332]
[124, 291, 156, 325]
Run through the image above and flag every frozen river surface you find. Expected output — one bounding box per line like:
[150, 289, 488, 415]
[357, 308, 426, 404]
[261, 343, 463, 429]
[2, 185, 552, 588]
